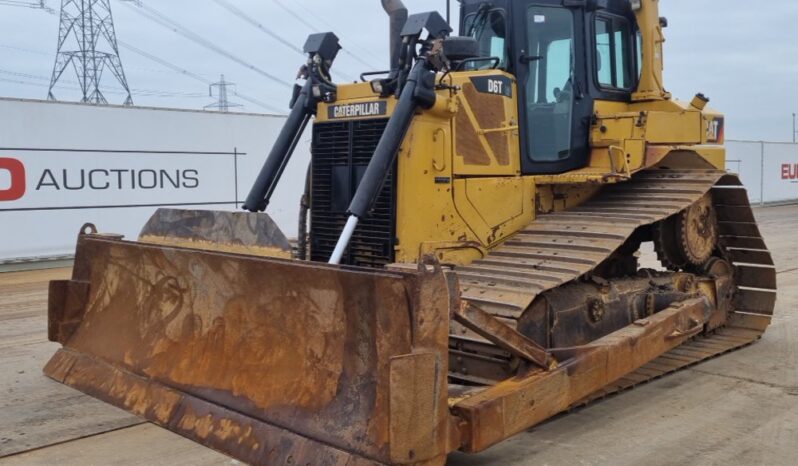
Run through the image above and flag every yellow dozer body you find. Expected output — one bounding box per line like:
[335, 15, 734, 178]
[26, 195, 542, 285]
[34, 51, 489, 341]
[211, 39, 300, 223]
[45, 1, 776, 465]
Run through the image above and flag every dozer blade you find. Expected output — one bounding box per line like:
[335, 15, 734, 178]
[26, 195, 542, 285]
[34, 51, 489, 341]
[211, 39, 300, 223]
[138, 208, 293, 259]
[45, 229, 456, 466]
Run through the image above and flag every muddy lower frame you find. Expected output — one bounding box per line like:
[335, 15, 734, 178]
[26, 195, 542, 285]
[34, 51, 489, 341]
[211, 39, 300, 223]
[44, 169, 776, 466]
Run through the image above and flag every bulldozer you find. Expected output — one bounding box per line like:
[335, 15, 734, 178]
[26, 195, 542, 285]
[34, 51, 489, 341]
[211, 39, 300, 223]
[44, 0, 776, 464]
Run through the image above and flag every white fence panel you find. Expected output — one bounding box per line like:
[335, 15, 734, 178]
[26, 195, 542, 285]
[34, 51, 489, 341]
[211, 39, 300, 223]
[727, 140, 798, 205]
[0, 98, 308, 262]
[762, 143, 798, 203]
[726, 141, 763, 204]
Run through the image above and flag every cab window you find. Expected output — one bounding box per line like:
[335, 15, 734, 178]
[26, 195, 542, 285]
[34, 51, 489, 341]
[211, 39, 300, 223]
[525, 6, 575, 162]
[465, 9, 508, 69]
[595, 16, 633, 89]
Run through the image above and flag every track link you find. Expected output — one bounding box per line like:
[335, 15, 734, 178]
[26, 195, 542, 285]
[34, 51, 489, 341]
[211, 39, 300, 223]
[449, 169, 777, 393]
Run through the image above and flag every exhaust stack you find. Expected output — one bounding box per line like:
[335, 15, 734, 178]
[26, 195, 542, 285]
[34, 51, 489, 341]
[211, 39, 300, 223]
[381, 0, 408, 70]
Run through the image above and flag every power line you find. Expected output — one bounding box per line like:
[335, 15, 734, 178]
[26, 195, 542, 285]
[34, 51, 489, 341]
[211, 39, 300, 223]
[208, 0, 356, 82]
[231, 89, 285, 114]
[0, 67, 77, 84]
[271, 1, 319, 37]
[0, 3, 287, 112]
[210, 0, 302, 55]
[0, 68, 208, 98]
[0, 76, 80, 90]
[274, 0, 384, 69]
[0, 0, 53, 12]
[0, 42, 211, 78]
[117, 40, 285, 113]
[117, 40, 211, 85]
[119, 0, 293, 91]
[0, 76, 209, 99]
[1, 68, 205, 98]
[0, 43, 51, 56]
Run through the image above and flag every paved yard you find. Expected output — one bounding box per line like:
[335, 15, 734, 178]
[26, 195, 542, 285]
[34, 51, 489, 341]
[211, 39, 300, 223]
[1, 205, 795, 466]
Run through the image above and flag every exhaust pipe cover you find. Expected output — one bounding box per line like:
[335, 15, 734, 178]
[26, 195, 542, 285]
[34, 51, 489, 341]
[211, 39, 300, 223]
[381, 0, 408, 70]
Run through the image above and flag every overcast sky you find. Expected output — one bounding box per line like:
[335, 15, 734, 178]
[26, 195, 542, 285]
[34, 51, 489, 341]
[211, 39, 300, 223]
[1, 0, 797, 142]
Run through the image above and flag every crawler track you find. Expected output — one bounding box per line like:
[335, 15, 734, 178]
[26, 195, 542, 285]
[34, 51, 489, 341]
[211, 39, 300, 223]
[449, 169, 776, 391]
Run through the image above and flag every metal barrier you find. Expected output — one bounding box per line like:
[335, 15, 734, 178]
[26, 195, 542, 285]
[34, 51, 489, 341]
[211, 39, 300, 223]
[727, 140, 798, 205]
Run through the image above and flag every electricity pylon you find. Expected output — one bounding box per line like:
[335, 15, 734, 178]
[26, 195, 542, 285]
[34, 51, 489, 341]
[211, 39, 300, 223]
[48, 0, 133, 105]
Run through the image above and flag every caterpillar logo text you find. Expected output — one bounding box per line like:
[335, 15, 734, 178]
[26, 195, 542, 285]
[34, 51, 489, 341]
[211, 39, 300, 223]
[0, 158, 26, 201]
[706, 117, 725, 143]
[328, 101, 388, 120]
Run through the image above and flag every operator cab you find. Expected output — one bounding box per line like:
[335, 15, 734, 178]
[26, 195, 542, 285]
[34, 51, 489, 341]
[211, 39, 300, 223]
[460, 0, 640, 174]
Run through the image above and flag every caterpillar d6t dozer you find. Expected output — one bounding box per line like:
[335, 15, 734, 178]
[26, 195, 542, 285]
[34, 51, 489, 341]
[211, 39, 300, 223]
[45, 0, 776, 464]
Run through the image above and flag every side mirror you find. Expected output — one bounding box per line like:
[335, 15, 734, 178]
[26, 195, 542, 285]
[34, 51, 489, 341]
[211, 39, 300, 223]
[443, 36, 480, 62]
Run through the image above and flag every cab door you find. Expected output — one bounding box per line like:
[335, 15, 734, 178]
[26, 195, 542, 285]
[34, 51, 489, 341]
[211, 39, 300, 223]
[514, 1, 594, 174]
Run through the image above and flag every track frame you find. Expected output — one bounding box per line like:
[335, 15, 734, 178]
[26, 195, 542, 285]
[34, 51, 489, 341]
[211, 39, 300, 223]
[447, 169, 776, 453]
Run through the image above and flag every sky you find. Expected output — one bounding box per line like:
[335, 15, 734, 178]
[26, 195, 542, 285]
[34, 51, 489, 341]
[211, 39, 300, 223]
[0, 0, 797, 142]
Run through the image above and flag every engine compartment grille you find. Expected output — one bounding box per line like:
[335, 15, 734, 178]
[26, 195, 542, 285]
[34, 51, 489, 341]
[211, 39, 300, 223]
[310, 118, 396, 268]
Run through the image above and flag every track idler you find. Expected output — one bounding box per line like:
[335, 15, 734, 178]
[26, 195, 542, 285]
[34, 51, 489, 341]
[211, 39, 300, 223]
[654, 193, 719, 270]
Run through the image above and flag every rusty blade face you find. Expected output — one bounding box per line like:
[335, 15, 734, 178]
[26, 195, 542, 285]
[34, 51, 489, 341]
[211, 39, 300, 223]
[45, 234, 454, 466]
[138, 208, 293, 259]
